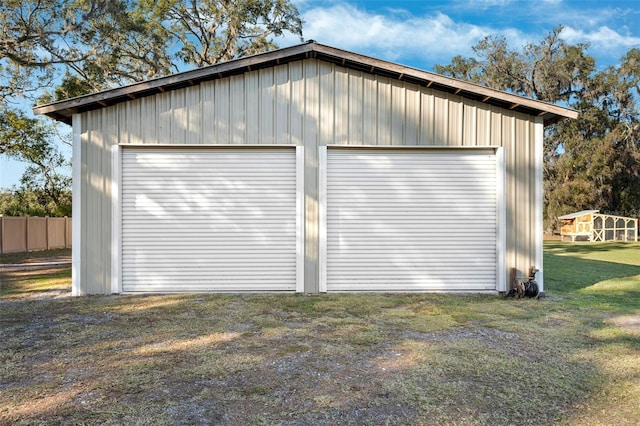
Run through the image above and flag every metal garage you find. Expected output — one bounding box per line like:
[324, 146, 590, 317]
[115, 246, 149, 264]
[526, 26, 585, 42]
[320, 147, 504, 292]
[33, 41, 577, 296]
[117, 146, 303, 292]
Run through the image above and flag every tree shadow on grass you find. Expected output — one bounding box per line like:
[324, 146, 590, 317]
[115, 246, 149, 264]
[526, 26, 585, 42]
[545, 251, 640, 310]
[545, 240, 640, 257]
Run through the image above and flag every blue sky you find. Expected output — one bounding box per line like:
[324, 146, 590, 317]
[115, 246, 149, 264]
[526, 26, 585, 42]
[2, 0, 639, 189]
[286, 0, 640, 70]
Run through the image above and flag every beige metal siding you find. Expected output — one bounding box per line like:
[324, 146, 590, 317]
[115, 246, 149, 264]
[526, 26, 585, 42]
[77, 58, 540, 294]
[304, 61, 320, 291]
[78, 109, 112, 294]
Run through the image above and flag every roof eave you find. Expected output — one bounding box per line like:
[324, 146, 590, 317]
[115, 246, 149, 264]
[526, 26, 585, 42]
[33, 41, 578, 126]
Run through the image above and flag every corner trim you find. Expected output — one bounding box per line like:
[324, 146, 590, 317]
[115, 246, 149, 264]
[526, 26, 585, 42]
[318, 146, 328, 293]
[534, 117, 544, 292]
[296, 146, 305, 293]
[111, 145, 121, 294]
[496, 147, 507, 292]
[71, 114, 82, 296]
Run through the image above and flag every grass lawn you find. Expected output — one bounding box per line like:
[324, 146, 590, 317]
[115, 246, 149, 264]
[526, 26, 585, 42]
[1, 243, 639, 425]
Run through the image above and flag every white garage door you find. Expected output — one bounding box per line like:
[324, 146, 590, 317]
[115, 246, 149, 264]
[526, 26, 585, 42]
[120, 147, 299, 292]
[322, 148, 501, 292]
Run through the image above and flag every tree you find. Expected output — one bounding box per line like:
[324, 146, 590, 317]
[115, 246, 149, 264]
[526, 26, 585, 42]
[435, 27, 640, 232]
[1, 0, 303, 214]
[142, 0, 304, 67]
[0, 187, 72, 217]
[1, 0, 303, 100]
[434, 26, 595, 103]
[0, 106, 71, 216]
[543, 48, 640, 224]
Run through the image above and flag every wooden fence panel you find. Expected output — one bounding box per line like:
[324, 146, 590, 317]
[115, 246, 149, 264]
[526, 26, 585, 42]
[28, 217, 48, 252]
[1, 217, 28, 253]
[48, 217, 69, 249]
[0, 216, 72, 254]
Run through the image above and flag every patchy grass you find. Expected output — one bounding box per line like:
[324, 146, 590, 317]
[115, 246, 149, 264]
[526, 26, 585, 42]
[1, 243, 639, 425]
[0, 268, 70, 298]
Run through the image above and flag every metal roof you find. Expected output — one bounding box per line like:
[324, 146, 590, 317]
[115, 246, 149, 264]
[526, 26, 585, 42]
[558, 210, 600, 220]
[33, 41, 579, 126]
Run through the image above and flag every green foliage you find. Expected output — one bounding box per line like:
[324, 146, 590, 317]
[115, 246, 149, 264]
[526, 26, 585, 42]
[0, 106, 71, 215]
[434, 26, 595, 103]
[0, 0, 177, 98]
[1, 0, 303, 99]
[435, 27, 640, 232]
[1, 0, 302, 214]
[0, 186, 71, 217]
[141, 0, 304, 67]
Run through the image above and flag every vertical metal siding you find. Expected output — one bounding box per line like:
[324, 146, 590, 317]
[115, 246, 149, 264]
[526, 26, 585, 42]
[259, 68, 275, 145]
[362, 74, 377, 145]
[318, 62, 334, 147]
[349, 70, 363, 145]
[377, 77, 391, 145]
[83, 110, 111, 294]
[170, 90, 186, 144]
[304, 60, 320, 292]
[87, 111, 101, 293]
[275, 65, 290, 145]
[157, 91, 172, 145]
[201, 81, 216, 144]
[334, 67, 348, 144]
[214, 79, 230, 143]
[390, 81, 405, 145]
[448, 98, 463, 146]
[185, 86, 202, 143]
[476, 106, 490, 147]
[230, 75, 245, 144]
[434, 93, 449, 145]
[405, 86, 419, 145]
[420, 90, 435, 145]
[290, 62, 305, 146]
[141, 96, 158, 145]
[245, 74, 259, 144]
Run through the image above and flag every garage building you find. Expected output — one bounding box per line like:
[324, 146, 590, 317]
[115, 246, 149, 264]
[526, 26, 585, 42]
[33, 41, 577, 296]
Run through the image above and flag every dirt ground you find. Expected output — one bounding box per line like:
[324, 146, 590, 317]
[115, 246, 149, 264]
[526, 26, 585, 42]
[2, 244, 639, 425]
[0, 249, 71, 274]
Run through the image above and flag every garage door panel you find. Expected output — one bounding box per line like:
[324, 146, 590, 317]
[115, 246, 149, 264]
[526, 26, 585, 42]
[325, 148, 498, 292]
[121, 147, 297, 293]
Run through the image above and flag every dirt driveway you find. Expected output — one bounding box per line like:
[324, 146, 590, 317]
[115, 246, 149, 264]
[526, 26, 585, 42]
[0, 250, 71, 272]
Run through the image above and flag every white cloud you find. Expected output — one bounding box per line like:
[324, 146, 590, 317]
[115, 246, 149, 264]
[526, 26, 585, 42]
[286, 3, 528, 68]
[279, 1, 640, 69]
[562, 25, 640, 49]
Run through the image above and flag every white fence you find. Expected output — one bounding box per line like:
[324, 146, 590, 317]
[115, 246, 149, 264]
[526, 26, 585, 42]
[0, 216, 72, 254]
